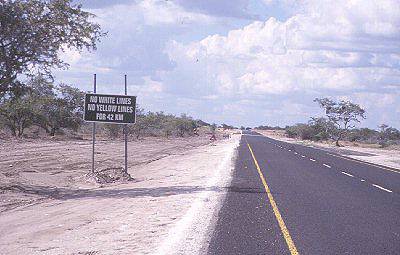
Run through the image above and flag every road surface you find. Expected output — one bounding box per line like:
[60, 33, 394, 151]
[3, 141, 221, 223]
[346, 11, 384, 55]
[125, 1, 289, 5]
[208, 131, 400, 254]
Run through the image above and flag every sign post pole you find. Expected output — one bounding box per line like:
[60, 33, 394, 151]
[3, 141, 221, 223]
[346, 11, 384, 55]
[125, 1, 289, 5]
[92, 74, 97, 174]
[124, 75, 128, 174]
[83, 85, 136, 176]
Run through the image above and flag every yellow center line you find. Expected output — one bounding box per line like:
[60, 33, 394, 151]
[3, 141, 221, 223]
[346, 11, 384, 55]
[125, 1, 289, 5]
[246, 141, 299, 255]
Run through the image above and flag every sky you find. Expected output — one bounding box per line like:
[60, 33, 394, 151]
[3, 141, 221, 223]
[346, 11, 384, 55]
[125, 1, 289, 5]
[55, 0, 400, 129]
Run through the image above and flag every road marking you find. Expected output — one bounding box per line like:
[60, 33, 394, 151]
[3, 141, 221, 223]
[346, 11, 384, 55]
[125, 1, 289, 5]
[326, 153, 400, 174]
[294, 152, 298, 155]
[301, 155, 305, 158]
[341, 171, 354, 177]
[361, 179, 365, 182]
[288, 149, 292, 151]
[247, 142, 299, 255]
[323, 164, 331, 168]
[258, 133, 400, 175]
[372, 184, 392, 193]
[310, 158, 316, 162]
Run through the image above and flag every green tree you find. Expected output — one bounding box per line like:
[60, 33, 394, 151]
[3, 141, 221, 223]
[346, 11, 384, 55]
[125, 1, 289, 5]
[35, 84, 84, 136]
[379, 124, 400, 146]
[0, 96, 35, 137]
[308, 117, 337, 141]
[0, 0, 105, 96]
[175, 114, 198, 137]
[128, 107, 146, 139]
[285, 123, 314, 140]
[19, 76, 85, 136]
[314, 98, 366, 146]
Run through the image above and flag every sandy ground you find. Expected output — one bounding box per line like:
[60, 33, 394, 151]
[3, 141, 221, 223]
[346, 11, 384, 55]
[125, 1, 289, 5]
[256, 130, 400, 170]
[0, 134, 240, 255]
[0, 136, 212, 212]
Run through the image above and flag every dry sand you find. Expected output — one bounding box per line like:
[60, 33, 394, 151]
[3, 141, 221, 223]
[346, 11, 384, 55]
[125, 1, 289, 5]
[256, 130, 400, 170]
[0, 134, 241, 255]
[0, 136, 211, 212]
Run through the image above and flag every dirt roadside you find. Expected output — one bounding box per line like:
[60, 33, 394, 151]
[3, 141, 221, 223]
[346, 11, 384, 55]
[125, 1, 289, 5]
[0, 134, 241, 254]
[0, 135, 213, 212]
[255, 129, 400, 170]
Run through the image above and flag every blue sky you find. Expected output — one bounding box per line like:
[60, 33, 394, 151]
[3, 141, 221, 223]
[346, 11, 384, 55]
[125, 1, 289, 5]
[56, 0, 400, 128]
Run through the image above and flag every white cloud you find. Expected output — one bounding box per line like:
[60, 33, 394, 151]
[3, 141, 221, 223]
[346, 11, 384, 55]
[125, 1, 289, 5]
[157, 0, 400, 128]
[138, 0, 213, 26]
[93, 0, 214, 30]
[166, 0, 400, 98]
[56, 0, 400, 128]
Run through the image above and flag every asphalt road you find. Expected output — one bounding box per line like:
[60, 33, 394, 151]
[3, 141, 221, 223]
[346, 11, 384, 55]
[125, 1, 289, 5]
[207, 131, 400, 255]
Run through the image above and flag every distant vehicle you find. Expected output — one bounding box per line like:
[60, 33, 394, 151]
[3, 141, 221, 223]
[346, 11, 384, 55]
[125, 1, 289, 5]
[246, 127, 252, 130]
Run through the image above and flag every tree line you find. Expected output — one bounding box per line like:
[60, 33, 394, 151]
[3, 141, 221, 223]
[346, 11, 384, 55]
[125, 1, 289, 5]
[0, 75, 207, 138]
[0, 76, 84, 137]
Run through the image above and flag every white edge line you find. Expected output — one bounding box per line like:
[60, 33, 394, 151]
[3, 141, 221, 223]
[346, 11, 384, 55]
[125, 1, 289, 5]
[341, 171, 354, 177]
[372, 184, 393, 193]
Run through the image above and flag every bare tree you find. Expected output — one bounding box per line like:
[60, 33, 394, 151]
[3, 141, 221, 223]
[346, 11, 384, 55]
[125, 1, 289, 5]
[314, 98, 366, 146]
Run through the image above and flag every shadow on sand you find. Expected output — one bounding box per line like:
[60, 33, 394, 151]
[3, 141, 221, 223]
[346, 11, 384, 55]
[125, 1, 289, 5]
[1, 183, 265, 202]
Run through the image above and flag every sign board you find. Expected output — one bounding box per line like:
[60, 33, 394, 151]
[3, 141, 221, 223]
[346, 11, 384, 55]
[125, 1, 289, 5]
[84, 93, 136, 124]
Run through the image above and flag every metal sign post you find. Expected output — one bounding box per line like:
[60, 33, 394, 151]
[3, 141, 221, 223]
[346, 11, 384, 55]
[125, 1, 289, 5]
[84, 75, 136, 176]
[124, 75, 128, 174]
[91, 74, 97, 174]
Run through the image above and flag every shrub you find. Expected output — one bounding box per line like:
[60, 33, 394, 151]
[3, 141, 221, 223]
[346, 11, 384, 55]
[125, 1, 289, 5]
[285, 124, 314, 140]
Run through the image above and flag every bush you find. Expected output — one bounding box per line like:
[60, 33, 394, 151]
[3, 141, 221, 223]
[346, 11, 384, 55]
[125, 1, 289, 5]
[284, 121, 400, 147]
[127, 111, 200, 139]
[285, 124, 314, 140]
[378, 125, 400, 147]
[255, 125, 284, 130]
[0, 96, 35, 137]
[105, 124, 123, 139]
[345, 128, 379, 143]
[285, 117, 339, 141]
[0, 76, 85, 137]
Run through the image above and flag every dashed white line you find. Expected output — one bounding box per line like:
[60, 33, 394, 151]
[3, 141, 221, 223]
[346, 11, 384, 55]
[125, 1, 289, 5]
[372, 184, 393, 193]
[361, 179, 365, 182]
[294, 152, 298, 155]
[288, 149, 292, 152]
[310, 158, 316, 162]
[301, 155, 306, 158]
[326, 152, 400, 174]
[323, 164, 332, 168]
[341, 171, 354, 177]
